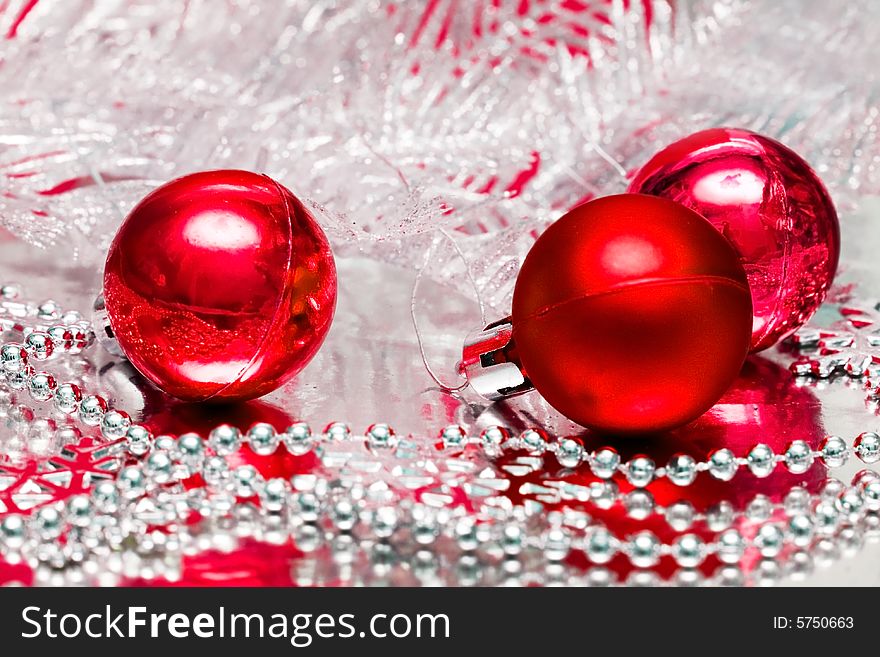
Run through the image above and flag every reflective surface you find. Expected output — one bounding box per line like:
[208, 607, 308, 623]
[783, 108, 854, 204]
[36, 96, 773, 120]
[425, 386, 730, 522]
[103, 170, 337, 402]
[2, 225, 880, 585]
[492, 357, 829, 584]
[510, 195, 753, 434]
[630, 128, 840, 352]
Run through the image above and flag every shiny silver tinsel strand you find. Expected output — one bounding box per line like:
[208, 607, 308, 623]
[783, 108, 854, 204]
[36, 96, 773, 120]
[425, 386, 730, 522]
[1, 0, 878, 313]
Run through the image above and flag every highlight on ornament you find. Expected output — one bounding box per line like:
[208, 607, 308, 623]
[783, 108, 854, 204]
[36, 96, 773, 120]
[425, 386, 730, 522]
[100, 170, 337, 402]
[461, 193, 753, 434]
[630, 127, 840, 351]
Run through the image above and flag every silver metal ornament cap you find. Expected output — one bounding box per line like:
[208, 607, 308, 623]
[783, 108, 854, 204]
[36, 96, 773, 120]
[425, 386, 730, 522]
[460, 317, 533, 401]
[92, 293, 125, 357]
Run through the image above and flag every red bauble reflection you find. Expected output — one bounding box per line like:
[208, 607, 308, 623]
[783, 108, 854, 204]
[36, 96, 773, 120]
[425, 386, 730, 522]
[629, 127, 840, 352]
[133, 541, 300, 587]
[103, 170, 337, 402]
[144, 398, 320, 480]
[127, 398, 317, 587]
[511, 194, 752, 434]
[497, 356, 827, 580]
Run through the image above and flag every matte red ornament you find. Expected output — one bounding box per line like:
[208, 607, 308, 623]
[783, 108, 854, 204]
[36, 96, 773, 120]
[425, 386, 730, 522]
[629, 127, 839, 352]
[103, 170, 337, 402]
[463, 194, 752, 434]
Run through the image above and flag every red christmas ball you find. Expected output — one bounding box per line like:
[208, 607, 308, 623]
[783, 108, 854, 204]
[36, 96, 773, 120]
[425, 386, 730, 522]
[629, 127, 839, 351]
[103, 170, 337, 402]
[511, 194, 752, 434]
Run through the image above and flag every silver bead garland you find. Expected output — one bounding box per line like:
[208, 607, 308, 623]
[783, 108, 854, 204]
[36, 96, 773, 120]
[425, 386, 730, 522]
[2, 282, 880, 586]
[1, 427, 878, 585]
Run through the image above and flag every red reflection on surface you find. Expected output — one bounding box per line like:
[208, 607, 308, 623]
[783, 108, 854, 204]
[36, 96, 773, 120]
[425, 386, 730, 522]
[145, 398, 319, 481]
[497, 356, 826, 579]
[125, 398, 318, 586]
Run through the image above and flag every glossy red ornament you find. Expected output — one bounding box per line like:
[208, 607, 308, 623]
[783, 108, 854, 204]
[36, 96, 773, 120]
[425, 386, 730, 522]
[629, 127, 840, 351]
[509, 194, 752, 434]
[103, 170, 337, 402]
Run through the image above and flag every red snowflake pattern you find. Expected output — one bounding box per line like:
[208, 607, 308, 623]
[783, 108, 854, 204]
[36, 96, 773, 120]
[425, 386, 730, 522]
[0, 436, 122, 515]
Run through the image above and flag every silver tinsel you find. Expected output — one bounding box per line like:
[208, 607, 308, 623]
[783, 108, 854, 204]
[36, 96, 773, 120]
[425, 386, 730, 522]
[1, 0, 878, 313]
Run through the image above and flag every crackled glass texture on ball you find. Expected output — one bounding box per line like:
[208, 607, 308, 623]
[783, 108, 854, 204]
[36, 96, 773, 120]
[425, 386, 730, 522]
[630, 128, 840, 351]
[103, 170, 337, 402]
